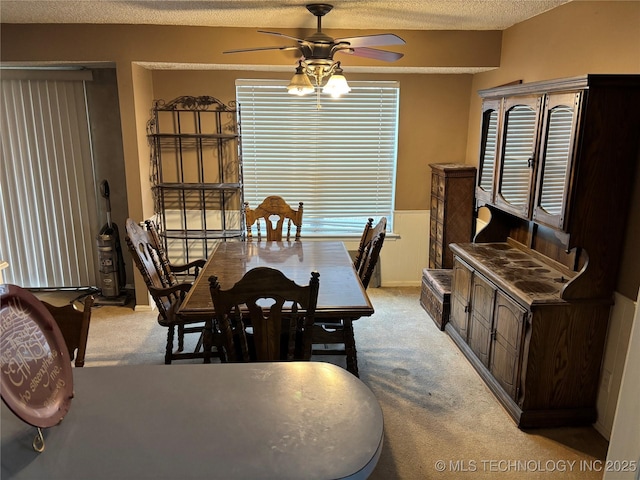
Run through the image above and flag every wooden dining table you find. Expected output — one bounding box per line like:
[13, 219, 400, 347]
[180, 240, 373, 319]
[1, 362, 384, 480]
[178, 240, 375, 372]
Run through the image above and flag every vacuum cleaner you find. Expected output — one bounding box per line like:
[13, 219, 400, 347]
[95, 180, 128, 305]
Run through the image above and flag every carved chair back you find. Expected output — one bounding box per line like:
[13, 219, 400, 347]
[355, 217, 387, 289]
[124, 218, 177, 319]
[353, 218, 374, 272]
[143, 219, 179, 285]
[244, 196, 303, 241]
[42, 295, 94, 367]
[209, 267, 319, 362]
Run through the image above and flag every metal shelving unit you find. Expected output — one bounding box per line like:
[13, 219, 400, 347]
[147, 96, 243, 265]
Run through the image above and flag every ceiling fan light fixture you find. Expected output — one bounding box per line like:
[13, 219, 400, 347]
[322, 63, 351, 97]
[224, 4, 405, 98]
[287, 61, 315, 96]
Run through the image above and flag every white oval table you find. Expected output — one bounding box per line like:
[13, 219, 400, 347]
[1, 362, 383, 479]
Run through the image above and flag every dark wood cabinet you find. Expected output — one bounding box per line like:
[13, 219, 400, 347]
[448, 74, 640, 428]
[429, 163, 476, 269]
[448, 241, 609, 428]
[475, 75, 640, 301]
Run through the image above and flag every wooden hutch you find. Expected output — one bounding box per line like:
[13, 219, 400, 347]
[446, 75, 640, 428]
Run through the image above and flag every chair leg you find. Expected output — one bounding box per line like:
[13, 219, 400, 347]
[165, 326, 175, 365]
[343, 318, 359, 377]
[177, 324, 185, 352]
[202, 320, 213, 364]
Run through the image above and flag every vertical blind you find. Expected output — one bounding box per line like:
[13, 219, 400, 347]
[0, 71, 98, 288]
[236, 79, 399, 235]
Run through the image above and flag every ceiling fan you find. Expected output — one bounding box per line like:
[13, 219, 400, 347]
[223, 3, 405, 96]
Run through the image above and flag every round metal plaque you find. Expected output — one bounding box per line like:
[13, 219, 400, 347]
[0, 284, 74, 428]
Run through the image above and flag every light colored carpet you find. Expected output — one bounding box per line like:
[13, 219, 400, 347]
[37, 287, 608, 479]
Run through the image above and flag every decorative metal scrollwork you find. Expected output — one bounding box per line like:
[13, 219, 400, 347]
[153, 96, 236, 112]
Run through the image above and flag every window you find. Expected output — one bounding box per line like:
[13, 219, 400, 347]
[236, 79, 399, 236]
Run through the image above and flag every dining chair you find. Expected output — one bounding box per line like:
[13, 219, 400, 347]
[42, 295, 94, 367]
[244, 196, 304, 241]
[312, 217, 387, 376]
[144, 219, 205, 283]
[353, 217, 374, 273]
[354, 217, 387, 289]
[125, 218, 213, 364]
[208, 267, 319, 362]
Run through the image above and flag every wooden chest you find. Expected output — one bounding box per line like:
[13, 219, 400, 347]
[429, 163, 476, 268]
[420, 268, 452, 330]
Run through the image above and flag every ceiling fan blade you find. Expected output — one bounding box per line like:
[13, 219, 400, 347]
[223, 45, 301, 54]
[335, 34, 405, 48]
[257, 30, 307, 43]
[338, 47, 404, 62]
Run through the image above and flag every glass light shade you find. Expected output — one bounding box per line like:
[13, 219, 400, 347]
[322, 73, 351, 98]
[287, 70, 314, 96]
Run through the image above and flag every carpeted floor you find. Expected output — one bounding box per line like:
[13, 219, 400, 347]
[36, 286, 609, 479]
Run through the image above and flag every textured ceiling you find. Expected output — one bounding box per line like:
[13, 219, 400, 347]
[1, 0, 572, 31]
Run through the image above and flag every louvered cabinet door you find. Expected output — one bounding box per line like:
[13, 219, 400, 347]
[532, 92, 582, 230]
[494, 95, 542, 219]
[467, 273, 496, 368]
[449, 258, 473, 342]
[476, 99, 501, 205]
[489, 291, 527, 400]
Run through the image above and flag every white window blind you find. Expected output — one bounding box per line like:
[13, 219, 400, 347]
[0, 71, 99, 288]
[236, 79, 398, 236]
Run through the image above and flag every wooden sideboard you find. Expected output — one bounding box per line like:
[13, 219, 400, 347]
[448, 240, 609, 427]
[447, 74, 640, 428]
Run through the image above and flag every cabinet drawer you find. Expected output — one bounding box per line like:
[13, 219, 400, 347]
[431, 174, 445, 198]
[431, 174, 439, 196]
[436, 222, 444, 244]
[436, 176, 445, 198]
[420, 269, 452, 331]
[431, 198, 439, 220]
[436, 223, 444, 244]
